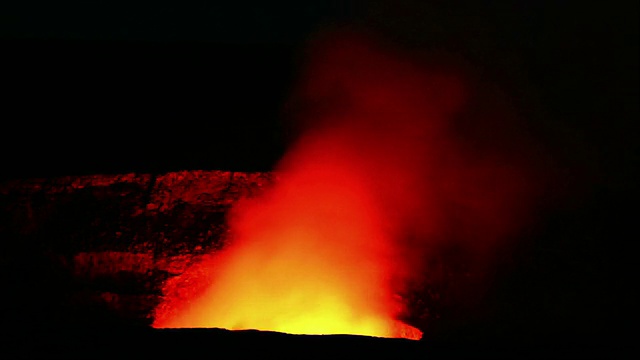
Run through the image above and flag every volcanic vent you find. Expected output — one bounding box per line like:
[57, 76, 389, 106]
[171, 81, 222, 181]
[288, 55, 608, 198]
[150, 29, 539, 341]
[0, 29, 544, 349]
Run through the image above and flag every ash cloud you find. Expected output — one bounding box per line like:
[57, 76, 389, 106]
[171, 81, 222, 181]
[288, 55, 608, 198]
[277, 27, 550, 317]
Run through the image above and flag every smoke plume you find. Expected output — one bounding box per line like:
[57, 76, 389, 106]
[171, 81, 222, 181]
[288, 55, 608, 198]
[153, 28, 544, 338]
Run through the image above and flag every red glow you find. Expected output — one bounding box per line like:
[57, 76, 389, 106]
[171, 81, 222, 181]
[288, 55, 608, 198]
[152, 29, 537, 340]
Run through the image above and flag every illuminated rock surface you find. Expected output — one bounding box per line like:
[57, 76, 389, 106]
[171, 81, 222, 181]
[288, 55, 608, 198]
[0, 171, 275, 327]
[0, 170, 618, 359]
[0, 171, 433, 332]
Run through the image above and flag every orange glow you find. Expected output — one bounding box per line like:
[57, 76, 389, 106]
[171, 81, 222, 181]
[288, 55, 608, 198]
[152, 29, 538, 341]
[152, 142, 422, 339]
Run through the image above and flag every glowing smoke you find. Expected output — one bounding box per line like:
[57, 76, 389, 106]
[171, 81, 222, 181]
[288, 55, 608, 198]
[152, 29, 541, 339]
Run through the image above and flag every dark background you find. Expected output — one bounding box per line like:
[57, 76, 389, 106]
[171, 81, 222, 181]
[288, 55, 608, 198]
[1, 0, 637, 356]
[1, 1, 637, 180]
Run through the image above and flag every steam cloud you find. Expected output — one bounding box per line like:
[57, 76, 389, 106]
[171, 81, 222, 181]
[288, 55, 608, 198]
[153, 28, 545, 337]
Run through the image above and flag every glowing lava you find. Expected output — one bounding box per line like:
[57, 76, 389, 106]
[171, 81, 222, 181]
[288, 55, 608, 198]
[152, 136, 423, 339]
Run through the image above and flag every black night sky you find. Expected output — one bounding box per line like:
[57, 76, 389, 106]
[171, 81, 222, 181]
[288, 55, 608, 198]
[1, 1, 634, 179]
[0, 0, 637, 357]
